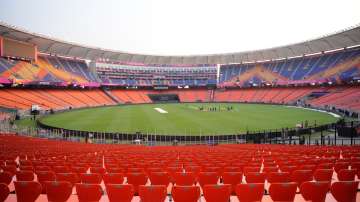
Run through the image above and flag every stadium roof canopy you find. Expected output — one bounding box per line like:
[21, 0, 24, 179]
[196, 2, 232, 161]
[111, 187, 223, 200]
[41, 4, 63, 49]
[1, 21, 360, 64]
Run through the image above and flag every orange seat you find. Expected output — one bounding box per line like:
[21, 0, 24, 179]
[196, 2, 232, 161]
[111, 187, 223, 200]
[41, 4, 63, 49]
[103, 173, 124, 184]
[267, 172, 291, 183]
[44, 181, 73, 202]
[203, 184, 231, 202]
[330, 181, 359, 202]
[235, 183, 264, 202]
[139, 185, 167, 202]
[0, 183, 9, 202]
[172, 185, 200, 202]
[14, 181, 42, 202]
[198, 172, 219, 187]
[106, 184, 134, 202]
[222, 172, 243, 193]
[76, 183, 103, 202]
[80, 173, 102, 184]
[16, 170, 35, 181]
[313, 169, 333, 182]
[337, 169, 357, 181]
[269, 182, 297, 202]
[173, 172, 196, 186]
[300, 181, 330, 202]
[149, 172, 170, 186]
[126, 172, 148, 194]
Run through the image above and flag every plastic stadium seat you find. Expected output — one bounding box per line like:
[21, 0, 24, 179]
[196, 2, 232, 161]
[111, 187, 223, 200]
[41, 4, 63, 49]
[106, 184, 134, 202]
[90, 167, 106, 176]
[0, 171, 13, 185]
[139, 185, 167, 202]
[262, 167, 279, 175]
[103, 173, 124, 184]
[317, 163, 333, 170]
[267, 172, 291, 183]
[173, 172, 196, 186]
[203, 184, 231, 202]
[0, 183, 9, 202]
[280, 166, 297, 175]
[35, 166, 51, 172]
[172, 185, 200, 202]
[300, 181, 330, 202]
[80, 173, 102, 184]
[53, 166, 70, 174]
[221, 172, 243, 193]
[245, 172, 266, 183]
[149, 172, 170, 186]
[235, 183, 264, 202]
[166, 167, 183, 182]
[107, 167, 124, 174]
[337, 169, 357, 181]
[269, 182, 297, 202]
[313, 169, 333, 182]
[198, 172, 219, 187]
[126, 172, 148, 194]
[56, 173, 79, 186]
[330, 181, 359, 202]
[76, 183, 103, 202]
[243, 167, 261, 175]
[2, 165, 17, 176]
[334, 162, 349, 173]
[72, 166, 88, 174]
[20, 166, 34, 171]
[44, 181, 73, 202]
[14, 181, 42, 202]
[16, 170, 35, 181]
[290, 170, 313, 187]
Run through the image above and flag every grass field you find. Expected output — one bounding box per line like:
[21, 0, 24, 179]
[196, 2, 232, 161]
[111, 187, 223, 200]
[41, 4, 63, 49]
[38, 103, 339, 135]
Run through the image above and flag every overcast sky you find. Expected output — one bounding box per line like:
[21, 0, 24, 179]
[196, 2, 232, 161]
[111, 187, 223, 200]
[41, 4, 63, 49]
[1, 0, 360, 56]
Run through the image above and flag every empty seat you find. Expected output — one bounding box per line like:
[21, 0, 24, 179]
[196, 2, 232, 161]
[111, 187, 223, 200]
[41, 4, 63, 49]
[221, 172, 243, 193]
[126, 172, 148, 194]
[235, 183, 264, 202]
[330, 181, 359, 202]
[44, 181, 73, 202]
[139, 185, 167, 202]
[198, 172, 219, 187]
[149, 172, 170, 186]
[56, 173, 79, 186]
[76, 183, 103, 202]
[103, 173, 124, 184]
[300, 181, 330, 202]
[80, 173, 102, 184]
[245, 172, 266, 183]
[14, 181, 42, 202]
[203, 184, 231, 202]
[0, 171, 12, 185]
[90, 167, 106, 176]
[290, 170, 313, 187]
[172, 185, 200, 202]
[106, 184, 134, 202]
[337, 169, 357, 181]
[173, 172, 196, 186]
[314, 169, 333, 182]
[16, 170, 35, 181]
[269, 182, 297, 202]
[0, 183, 9, 202]
[53, 166, 70, 174]
[267, 172, 291, 183]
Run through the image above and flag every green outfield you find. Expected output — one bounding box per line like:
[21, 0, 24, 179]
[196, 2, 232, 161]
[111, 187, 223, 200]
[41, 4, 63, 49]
[38, 103, 339, 135]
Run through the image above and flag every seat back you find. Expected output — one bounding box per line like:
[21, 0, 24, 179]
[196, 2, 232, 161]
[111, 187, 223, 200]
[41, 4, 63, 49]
[173, 172, 196, 186]
[106, 184, 134, 202]
[337, 169, 357, 181]
[76, 183, 103, 202]
[0, 172, 13, 185]
[203, 184, 231, 202]
[16, 170, 34, 181]
[56, 173, 79, 186]
[222, 172, 243, 193]
[103, 173, 124, 184]
[290, 170, 313, 187]
[149, 172, 170, 186]
[80, 173, 102, 184]
[267, 172, 291, 183]
[330, 181, 359, 202]
[300, 181, 330, 202]
[198, 172, 219, 187]
[14, 181, 42, 202]
[172, 186, 200, 202]
[45, 181, 73, 202]
[235, 183, 264, 202]
[126, 172, 148, 194]
[313, 169, 333, 181]
[269, 182, 297, 202]
[245, 172, 266, 183]
[139, 185, 167, 202]
[0, 183, 9, 202]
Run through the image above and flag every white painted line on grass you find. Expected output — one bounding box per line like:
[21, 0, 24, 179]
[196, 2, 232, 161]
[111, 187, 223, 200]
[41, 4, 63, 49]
[286, 106, 341, 118]
[154, 108, 168, 113]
